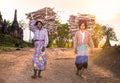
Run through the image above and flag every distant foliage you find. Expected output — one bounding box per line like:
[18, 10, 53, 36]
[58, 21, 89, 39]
[48, 20, 71, 48]
[102, 25, 118, 48]
[92, 23, 103, 47]
[0, 34, 29, 47]
[92, 24, 117, 48]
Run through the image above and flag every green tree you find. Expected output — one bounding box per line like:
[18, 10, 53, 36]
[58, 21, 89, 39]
[18, 20, 26, 29]
[47, 31, 57, 47]
[5, 20, 12, 27]
[92, 23, 103, 47]
[55, 21, 69, 47]
[102, 25, 117, 48]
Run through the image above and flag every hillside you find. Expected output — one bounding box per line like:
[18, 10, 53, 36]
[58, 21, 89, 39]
[93, 46, 120, 78]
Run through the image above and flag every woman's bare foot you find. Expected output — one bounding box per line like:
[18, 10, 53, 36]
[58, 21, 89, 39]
[31, 75, 37, 79]
[80, 74, 86, 80]
[38, 75, 42, 78]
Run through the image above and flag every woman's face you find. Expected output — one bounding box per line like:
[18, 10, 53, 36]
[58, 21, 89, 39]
[36, 22, 42, 29]
[80, 23, 85, 30]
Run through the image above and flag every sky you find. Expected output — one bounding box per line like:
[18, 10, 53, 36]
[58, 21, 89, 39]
[0, 0, 120, 42]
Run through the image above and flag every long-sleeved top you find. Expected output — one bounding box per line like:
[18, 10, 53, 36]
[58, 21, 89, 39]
[29, 20, 49, 47]
[74, 30, 94, 49]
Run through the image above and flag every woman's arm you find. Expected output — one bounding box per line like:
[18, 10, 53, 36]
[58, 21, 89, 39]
[74, 31, 78, 54]
[29, 20, 36, 32]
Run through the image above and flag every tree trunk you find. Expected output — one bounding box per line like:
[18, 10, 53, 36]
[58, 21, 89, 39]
[103, 35, 111, 48]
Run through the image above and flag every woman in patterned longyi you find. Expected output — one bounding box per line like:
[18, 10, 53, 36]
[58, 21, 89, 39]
[29, 19, 49, 79]
[74, 20, 94, 78]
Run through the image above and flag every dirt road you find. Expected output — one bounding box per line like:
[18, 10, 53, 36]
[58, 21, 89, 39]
[0, 48, 119, 83]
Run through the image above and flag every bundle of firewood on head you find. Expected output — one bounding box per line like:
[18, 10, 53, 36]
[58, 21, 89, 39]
[26, 13, 43, 21]
[26, 13, 46, 27]
[26, 7, 56, 22]
[26, 7, 57, 33]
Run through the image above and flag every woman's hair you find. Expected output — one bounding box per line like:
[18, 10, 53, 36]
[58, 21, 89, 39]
[78, 19, 87, 29]
[35, 20, 43, 26]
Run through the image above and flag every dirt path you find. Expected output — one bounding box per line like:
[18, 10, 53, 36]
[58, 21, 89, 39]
[0, 48, 120, 83]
